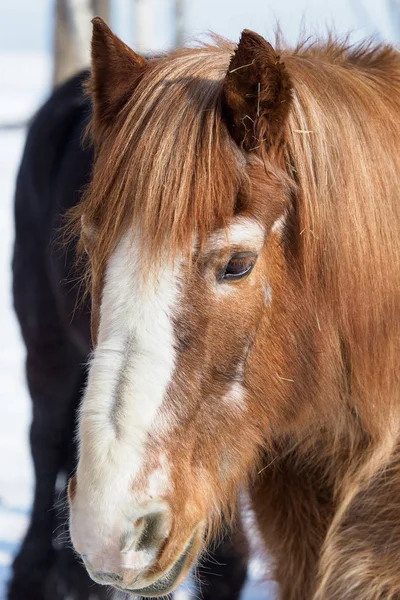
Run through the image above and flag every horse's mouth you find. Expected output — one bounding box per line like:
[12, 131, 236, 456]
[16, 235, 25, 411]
[127, 537, 194, 596]
[123, 528, 202, 597]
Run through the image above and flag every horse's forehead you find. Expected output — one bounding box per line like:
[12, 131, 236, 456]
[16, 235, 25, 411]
[204, 217, 265, 253]
[99, 232, 182, 338]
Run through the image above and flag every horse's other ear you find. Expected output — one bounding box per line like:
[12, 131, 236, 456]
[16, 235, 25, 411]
[223, 29, 292, 152]
[89, 17, 148, 140]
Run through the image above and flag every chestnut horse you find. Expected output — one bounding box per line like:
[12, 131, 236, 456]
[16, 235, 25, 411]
[69, 18, 400, 600]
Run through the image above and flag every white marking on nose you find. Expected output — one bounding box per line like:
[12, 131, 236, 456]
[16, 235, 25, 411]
[72, 231, 180, 557]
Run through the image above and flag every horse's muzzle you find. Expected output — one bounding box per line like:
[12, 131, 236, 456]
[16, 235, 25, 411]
[69, 475, 204, 595]
[85, 528, 201, 596]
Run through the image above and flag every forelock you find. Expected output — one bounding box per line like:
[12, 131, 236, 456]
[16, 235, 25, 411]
[79, 41, 245, 281]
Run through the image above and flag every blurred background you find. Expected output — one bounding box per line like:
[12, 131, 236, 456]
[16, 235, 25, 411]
[0, 1, 398, 599]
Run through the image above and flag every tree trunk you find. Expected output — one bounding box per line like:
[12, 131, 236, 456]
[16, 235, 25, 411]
[174, 0, 185, 47]
[52, 0, 107, 89]
[92, 0, 111, 22]
[52, 0, 81, 88]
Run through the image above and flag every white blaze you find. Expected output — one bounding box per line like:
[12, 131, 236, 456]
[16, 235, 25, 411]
[71, 232, 179, 555]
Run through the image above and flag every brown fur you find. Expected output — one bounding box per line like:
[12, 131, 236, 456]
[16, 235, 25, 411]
[223, 29, 293, 153]
[70, 20, 400, 599]
[89, 18, 148, 140]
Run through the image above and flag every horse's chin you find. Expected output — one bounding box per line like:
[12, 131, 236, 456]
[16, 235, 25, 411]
[120, 527, 203, 597]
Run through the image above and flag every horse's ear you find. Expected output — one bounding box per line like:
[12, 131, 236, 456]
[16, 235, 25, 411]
[223, 30, 292, 152]
[89, 17, 148, 139]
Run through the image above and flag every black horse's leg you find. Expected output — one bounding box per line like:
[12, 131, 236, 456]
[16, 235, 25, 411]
[8, 241, 86, 600]
[8, 350, 85, 600]
[195, 519, 249, 600]
[7, 343, 86, 600]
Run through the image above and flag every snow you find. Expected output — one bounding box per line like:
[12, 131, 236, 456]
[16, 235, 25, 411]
[0, 52, 275, 599]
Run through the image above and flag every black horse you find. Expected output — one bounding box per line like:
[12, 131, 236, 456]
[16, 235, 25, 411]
[9, 71, 249, 600]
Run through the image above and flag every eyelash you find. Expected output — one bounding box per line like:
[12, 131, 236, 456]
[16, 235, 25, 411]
[217, 253, 257, 282]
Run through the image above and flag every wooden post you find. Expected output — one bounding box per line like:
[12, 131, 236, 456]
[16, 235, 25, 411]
[135, 0, 151, 51]
[174, 0, 184, 47]
[52, 0, 112, 89]
[92, 0, 111, 22]
[52, 0, 81, 88]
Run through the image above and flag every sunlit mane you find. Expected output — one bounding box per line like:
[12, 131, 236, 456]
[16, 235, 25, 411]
[72, 37, 400, 410]
[73, 41, 245, 275]
[283, 39, 400, 435]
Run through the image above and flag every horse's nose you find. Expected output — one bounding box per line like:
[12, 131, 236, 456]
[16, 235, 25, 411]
[70, 503, 172, 588]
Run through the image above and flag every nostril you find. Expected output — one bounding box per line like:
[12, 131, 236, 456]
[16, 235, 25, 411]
[136, 512, 168, 551]
[120, 510, 171, 555]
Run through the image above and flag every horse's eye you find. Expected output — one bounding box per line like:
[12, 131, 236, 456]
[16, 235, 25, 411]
[218, 253, 257, 282]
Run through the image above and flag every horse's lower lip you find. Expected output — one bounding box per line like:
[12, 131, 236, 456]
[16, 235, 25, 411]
[126, 532, 197, 597]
